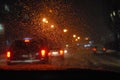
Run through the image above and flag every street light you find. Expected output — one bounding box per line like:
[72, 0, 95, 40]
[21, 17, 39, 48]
[42, 18, 48, 23]
[85, 37, 89, 40]
[75, 39, 78, 41]
[63, 29, 68, 33]
[77, 37, 80, 39]
[42, 18, 46, 22]
[49, 9, 53, 13]
[51, 25, 54, 28]
[73, 34, 76, 38]
[45, 20, 48, 23]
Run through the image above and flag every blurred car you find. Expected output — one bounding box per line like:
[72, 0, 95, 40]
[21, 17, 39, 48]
[92, 45, 107, 54]
[48, 47, 64, 59]
[6, 39, 50, 65]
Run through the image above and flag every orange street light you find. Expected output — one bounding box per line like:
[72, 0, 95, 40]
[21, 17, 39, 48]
[85, 37, 89, 40]
[77, 37, 80, 39]
[42, 18, 48, 23]
[63, 29, 68, 33]
[45, 20, 48, 23]
[49, 9, 53, 13]
[75, 39, 78, 41]
[73, 34, 76, 38]
[42, 18, 46, 22]
[51, 25, 54, 28]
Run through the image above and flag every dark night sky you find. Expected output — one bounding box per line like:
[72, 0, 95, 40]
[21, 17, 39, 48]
[70, 0, 111, 41]
[0, 0, 115, 43]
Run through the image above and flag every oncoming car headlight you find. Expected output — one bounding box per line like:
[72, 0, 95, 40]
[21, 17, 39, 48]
[64, 50, 68, 54]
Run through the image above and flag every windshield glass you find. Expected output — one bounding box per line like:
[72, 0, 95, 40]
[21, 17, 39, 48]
[0, 0, 120, 73]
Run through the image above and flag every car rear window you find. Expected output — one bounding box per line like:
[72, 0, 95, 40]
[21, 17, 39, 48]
[11, 40, 39, 51]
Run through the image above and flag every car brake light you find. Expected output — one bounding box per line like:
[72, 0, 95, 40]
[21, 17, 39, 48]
[7, 51, 11, 58]
[60, 50, 64, 55]
[48, 52, 51, 56]
[41, 49, 46, 57]
[92, 48, 96, 51]
[103, 48, 106, 51]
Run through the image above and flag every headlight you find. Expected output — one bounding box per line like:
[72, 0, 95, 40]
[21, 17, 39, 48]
[64, 50, 67, 53]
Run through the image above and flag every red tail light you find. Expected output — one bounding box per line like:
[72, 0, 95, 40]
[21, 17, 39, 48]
[92, 48, 96, 51]
[60, 50, 64, 55]
[41, 49, 46, 57]
[48, 52, 51, 56]
[7, 51, 11, 58]
[102, 48, 106, 51]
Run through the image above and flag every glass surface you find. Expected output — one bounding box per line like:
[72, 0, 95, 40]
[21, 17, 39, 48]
[0, 0, 120, 73]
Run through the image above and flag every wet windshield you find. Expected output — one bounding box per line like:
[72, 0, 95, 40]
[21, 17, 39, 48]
[0, 0, 120, 73]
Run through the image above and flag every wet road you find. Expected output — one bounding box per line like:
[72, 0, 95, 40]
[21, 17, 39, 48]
[0, 49, 120, 72]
